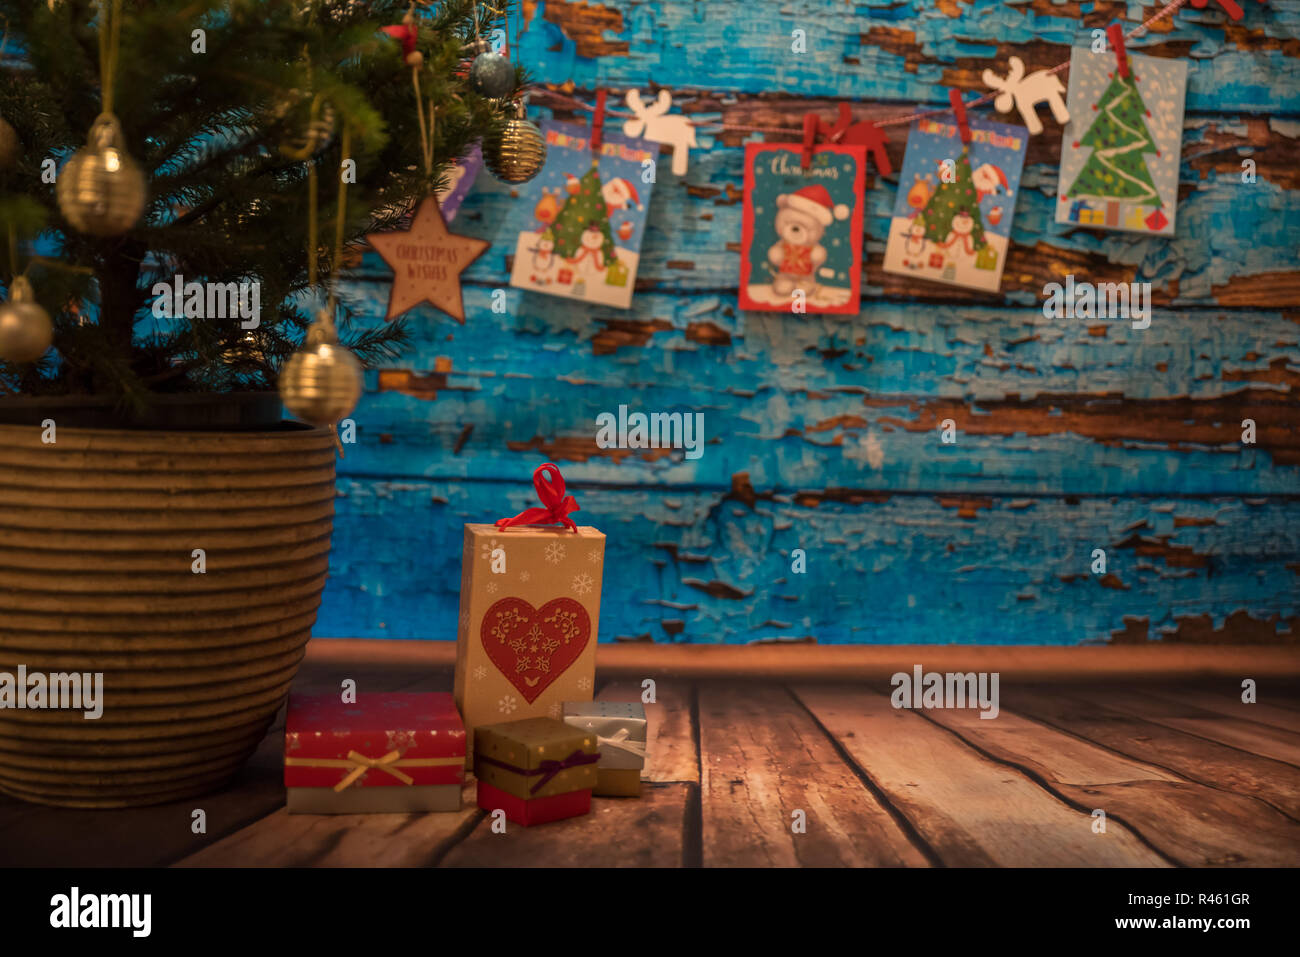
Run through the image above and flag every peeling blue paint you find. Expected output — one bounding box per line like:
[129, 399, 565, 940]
[316, 0, 1300, 643]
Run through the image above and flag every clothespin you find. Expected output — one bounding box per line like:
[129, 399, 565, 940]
[591, 89, 607, 154]
[1106, 23, 1130, 79]
[817, 103, 892, 177]
[948, 89, 972, 145]
[801, 112, 819, 169]
[1190, 0, 1245, 21]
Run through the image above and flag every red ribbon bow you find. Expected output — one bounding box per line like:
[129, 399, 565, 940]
[381, 22, 418, 58]
[495, 462, 580, 532]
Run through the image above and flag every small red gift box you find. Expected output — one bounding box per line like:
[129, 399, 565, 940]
[477, 780, 592, 826]
[284, 692, 466, 814]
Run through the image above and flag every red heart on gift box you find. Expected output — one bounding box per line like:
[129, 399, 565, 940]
[480, 597, 591, 704]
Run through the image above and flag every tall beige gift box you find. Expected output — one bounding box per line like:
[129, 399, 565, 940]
[453, 522, 605, 768]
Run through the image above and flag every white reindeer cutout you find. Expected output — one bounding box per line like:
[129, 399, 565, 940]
[623, 89, 697, 176]
[981, 57, 1069, 135]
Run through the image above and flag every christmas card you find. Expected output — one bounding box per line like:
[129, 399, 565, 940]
[507, 120, 656, 309]
[1055, 47, 1187, 235]
[436, 145, 482, 223]
[739, 144, 866, 314]
[882, 116, 1027, 293]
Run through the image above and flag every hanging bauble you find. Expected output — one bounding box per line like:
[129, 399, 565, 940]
[0, 116, 19, 170]
[276, 94, 336, 161]
[0, 276, 54, 363]
[55, 113, 147, 236]
[470, 51, 514, 99]
[279, 310, 363, 425]
[484, 108, 546, 184]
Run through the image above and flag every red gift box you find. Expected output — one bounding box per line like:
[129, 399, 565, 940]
[284, 692, 466, 813]
[476, 779, 591, 826]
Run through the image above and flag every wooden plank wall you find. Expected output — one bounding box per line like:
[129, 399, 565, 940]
[318, 0, 1300, 646]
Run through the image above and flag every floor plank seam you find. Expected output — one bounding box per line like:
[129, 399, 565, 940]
[1105, 708, 1300, 771]
[428, 808, 488, 867]
[1007, 701, 1300, 828]
[906, 707, 1184, 868]
[785, 686, 944, 868]
[682, 683, 703, 868]
[1130, 689, 1300, 748]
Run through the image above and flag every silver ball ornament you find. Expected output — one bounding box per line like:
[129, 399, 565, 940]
[0, 276, 54, 363]
[470, 51, 515, 99]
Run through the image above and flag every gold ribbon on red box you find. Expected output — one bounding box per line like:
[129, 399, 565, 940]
[285, 749, 464, 792]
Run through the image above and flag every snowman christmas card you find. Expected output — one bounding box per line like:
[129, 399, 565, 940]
[508, 120, 655, 310]
[739, 144, 866, 314]
[882, 116, 1028, 293]
[1055, 47, 1187, 235]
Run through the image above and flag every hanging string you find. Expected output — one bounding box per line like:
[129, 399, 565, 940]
[413, 68, 432, 174]
[527, 0, 1193, 139]
[97, 0, 124, 115]
[306, 161, 319, 289]
[328, 126, 353, 315]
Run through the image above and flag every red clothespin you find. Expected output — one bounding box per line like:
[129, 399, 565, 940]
[801, 112, 819, 169]
[1106, 23, 1130, 79]
[591, 89, 607, 153]
[817, 103, 892, 177]
[948, 89, 972, 145]
[1190, 0, 1245, 21]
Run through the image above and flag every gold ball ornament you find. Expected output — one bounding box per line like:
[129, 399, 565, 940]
[0, 276, 54, 363]
[56, 113, 147, 236]
[0, 116, 19, 170]
[279, 311, 363, 425]
[485, 113, 546, 184]
[277, 94, 336, 161]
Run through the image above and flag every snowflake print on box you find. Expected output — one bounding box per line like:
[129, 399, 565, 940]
[739, 144, 866, 314]
[1055, 47, 1187, 235]
[883, 117, 1027, 293]
[508, 121, 656, 309]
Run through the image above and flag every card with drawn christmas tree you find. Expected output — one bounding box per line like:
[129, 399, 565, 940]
[1055, 47, 1187, 235]
[882, 116, 1028, 293]
[739, 144, 866, 314]
[508, 120, 656, 309]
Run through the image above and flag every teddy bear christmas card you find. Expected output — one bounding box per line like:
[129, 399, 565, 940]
[739, 143, 867, 315]
[508, 120, 656, 310]
[882, 116, 1028, 293]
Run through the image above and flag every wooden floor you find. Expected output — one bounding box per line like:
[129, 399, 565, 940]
[3, 649, 1300, 867]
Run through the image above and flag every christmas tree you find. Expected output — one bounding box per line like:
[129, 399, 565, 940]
[552, 163, 615, 265]
[1067, 72, 1160, 206]
[0, 0, 518, 407]
[921, 148, 987, 251]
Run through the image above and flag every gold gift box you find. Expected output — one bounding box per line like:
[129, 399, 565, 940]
[473, 717, 598, 801]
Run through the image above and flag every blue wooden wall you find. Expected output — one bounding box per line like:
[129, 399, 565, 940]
[318, 0, 1300, 645]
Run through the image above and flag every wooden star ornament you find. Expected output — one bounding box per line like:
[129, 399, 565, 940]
[367, 196, 490, 323]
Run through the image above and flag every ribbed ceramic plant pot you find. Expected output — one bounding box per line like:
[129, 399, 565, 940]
[0, 421, 335, 808]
